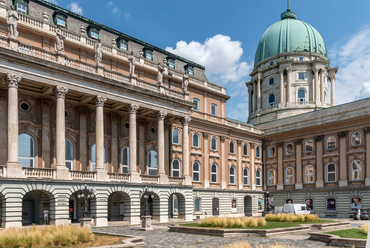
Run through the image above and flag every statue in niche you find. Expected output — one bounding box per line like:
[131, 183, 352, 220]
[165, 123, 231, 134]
[94, 40, 103, 66]
[55, 27, 66, 55]
[6, 5, 19, 39]
[157, 63, 164, 85]
[128, 51, 136, 76]
[182, 72, 189, 92]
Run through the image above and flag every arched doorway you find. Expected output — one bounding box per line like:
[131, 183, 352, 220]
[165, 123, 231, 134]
[244, 196, 252, 216]
[140, 192, 159, 220]
[22, 190, 54, 225]
[108, 192, 130, 222]
[168, 193, 185, 219]
[69, 191, 97, 223]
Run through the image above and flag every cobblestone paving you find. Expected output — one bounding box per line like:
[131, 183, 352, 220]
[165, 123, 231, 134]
[92, 226, 328, 248]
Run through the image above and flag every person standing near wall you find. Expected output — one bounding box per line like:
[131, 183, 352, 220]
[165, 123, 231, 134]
[43, 208, 49, 225]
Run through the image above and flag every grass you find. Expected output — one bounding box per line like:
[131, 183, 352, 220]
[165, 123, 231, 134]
[197, 217, 266, 228]
[265, 213, 319, 222]
[326, 228, 368, 240]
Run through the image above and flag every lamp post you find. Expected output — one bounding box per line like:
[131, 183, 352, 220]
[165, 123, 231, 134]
[265, 191, 270, 212]
[77, 184, 95, 229]
[140, 186, 154, 231]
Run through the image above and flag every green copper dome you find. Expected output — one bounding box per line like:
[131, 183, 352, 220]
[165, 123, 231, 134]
[254, 10, 327, 65]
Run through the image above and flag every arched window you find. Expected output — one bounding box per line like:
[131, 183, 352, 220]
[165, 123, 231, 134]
[91, 144, 107, 171]
[326, 163, 336, 182]
[192, 98, 199, 111]
[121, 147, 129, 173]
[285, 167, 294, 185]
[286, 143, 293, 155]
[18, 133, 35, 168]
[297, 89, 306, 102]
[305, 165, 314, 184]
[256, 169, 261, 186]
[243, 168, 249, 185]
[192, 133, 200, 148]
[351, 131, 362, 147]
[243, 143, 248, 156]
[148, 150, 158, 175]
[268, 94, 275, 107]
[211, 163, 218, 183]
[351, 160, 362, 181]
[326, 136, 336, 150]
[268, 146, 276, 158]
[229, 141, 235, 154]
[268, 169, 276, 186]
[304, 140, 314, 153]
[255, 146, 261, 158]
[172, 129, 180, 144]
[172, 159, 180, 177]
[229, 166, 236, 184]
[65, 139, 74, 170]
[211, 104, 217, 116]
[193, 161, 200, 182]
[211, 136, 217, 151]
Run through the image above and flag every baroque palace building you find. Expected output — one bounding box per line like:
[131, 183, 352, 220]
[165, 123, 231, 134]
[0, 0, 368, 228]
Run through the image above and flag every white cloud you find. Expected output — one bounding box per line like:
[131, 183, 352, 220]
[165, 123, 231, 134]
[329, 27, 370, 104]
[45, 0, 58, 4]
[108, 1, 113, 6]
[113, 7, 118, 13]
[67, 2, 83, 15]
[124, 12, 130, 19]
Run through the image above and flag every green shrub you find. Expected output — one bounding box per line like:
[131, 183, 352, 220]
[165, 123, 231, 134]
[360, 223, 369, 235]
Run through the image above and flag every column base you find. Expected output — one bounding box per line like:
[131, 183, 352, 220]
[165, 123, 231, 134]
[276, 183, 284, 190]
[51, 219, 69, 226]
[140, 215, 153, 231]
[184, 176, 192, 185]
[339, 179, 348, 187]
[96, 170, 108, 181]
[315, 180, 324, 189]
[2, 221, 22, 228]
[158, 174, 168, 184]
[130, 76, 137, 86]
[221, 181, 227, 189]
[79, 217, 92, 229]
[252, 183, 256, 191]
[55, 166, 70, 180]
[6, 163, 25, 178]
[203, 179, 210, 189]
[129, 172, 141, 183]
[295, 182, 303, 189]
[95, 217, 108, 227]
[365, 177, 370, 186]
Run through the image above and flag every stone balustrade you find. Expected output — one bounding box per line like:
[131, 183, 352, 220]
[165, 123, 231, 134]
[141, 175, 160, 184]
[168, 176, 185, 184]
[22, 167, 55, 179]
[108, 173, 129, 182]
[70, 170, 96, 180]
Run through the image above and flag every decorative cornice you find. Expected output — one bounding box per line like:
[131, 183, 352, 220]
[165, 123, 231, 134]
[129, 103, 139, 114]
[276, 142, 284, 147]
[338, 131, 348, 138]
[181, 116, 191, 126]
[95, 95, 107, 107]
[6, 73, 22, 89]
[157, 110, 167, 121]
[54, 86, 68, 98]
[40, 98, 52, 108]
[364, 127, 370, 134]
[315, 135, 324, 142]
[203, 132, 209, 139]
[294, 139, 303, 145]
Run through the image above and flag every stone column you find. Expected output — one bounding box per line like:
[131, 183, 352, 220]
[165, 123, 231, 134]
[257, 74, 261, 110]
[314, 69, 319, 103]
[110, 113, 119, 173]
[248, 87, 252, 116]
[330, 76, 335, 105]
[253, 81, 257, 112]
[276, 142, 284, 190]
[320, 70, 324, 103]
[338, 131, 348, 187]
[129, 104, 140, 182]
[315, 135, 324, 188]
[203, 132, 210, 188]
[41, 99, 52, 168]
[294, 139, 303, 189]
[157, 110, 168, 183]
[237, 140, 243, 190]
[79, 107, 88, 170]
[250, 143, 256, 190]
[279, 69, 284, 104]
[181, 116, 191, 185]
[364, 127, 370, 186]
[138, 119, 146, 174]
[286, 68, 292, 103]
[54, 86, 70, 179]
[95, 96, 108, 181]
[6, 74, 24, 177]
[220, 136, 226, 189]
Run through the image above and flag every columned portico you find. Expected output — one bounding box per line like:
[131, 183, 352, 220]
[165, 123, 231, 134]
[129, 104, 140, 182]
[95, 96, 107, 181]
[181, 116, 191, 185]
[157, 110, 168, 183]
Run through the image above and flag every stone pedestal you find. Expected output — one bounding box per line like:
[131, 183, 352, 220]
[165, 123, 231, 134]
[276, 183, 283, 190]
[80, 217, 92, 229]
[140, 215, 153, 231]
[184, 176, 192, 186]
[158, 85, 165, 94]
[204, 179, 210, 189]
[295, 182, 303, 190]
[238, 183, 243, 190]
[130, 76, 137, 86]
[6, 164, 25, 178]
[172, 212, 179, 219]
[9, 38, 19, 50]
[57, 54, 65, 64]
[55, 166, 70, 180]
[130, 172, 141, 183]
[95, 217, 108, 227]
[96, 170, 108, 181]
[96, 65, 104, 76]
[339, 179, 348, 187]
[315, 180, 324, 189]
[221, 181, 227, 189]
[159, 174, 168, 184]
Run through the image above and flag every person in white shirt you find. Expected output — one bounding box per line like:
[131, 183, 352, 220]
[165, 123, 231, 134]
[357, 208, 361, 221]
[43, 208, 49, 225]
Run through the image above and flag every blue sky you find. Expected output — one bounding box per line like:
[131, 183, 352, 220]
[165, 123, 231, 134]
[47, 0, 370, 122]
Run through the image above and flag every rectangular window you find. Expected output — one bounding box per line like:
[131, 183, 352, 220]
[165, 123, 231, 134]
[120, 42, 127, 51]
[56, 18, 66, 27]
[211, 104, 217, 116]
[298, 73, 305, 80]
[91, 31, 99, 39]
[188, 67, 194, 76]
[193, 99, 199, 111]
[17, 3, 27, 14]
[194, 198, 201, 212]
[145, 51, 153, 60]
[269, 78, 275, 85]
[168, 59, 175, 69]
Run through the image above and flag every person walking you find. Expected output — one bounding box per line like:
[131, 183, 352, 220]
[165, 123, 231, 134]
[43, 208, 49, 225]
[357, 207, 361, 221]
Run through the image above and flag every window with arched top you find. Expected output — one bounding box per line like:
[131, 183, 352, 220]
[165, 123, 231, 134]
[268, 146, 276, 158]
[285, 167, 294, 185]
[243, 168, 249, 185]
[326, 163, 336, 182]
[298, 89, 306, 103]
[351, 160, 362, 181]
[255, 146, 261, 158]
[91, 144, 107, 171]
[172, 129, 180, 144]
[121, 147, 129, 173]
[211, 163, 218, 183]
[305, 165, 314, 184]
[65, 139, 74, 170]
[229, 166, 236, 184]
[351, 131, 362, 147]
[268, 169, 276, 186]
[192, 133, 200, 148]
[172, 159, 180, 177]
[243, 143, 248, 156]
[229, 141, 235, 154]
[285, 143, 294, 155]
[148, 150, 158, 175]
[326, 136, 336, 150]
[211, 136, 217, 151]
[256, 169, 261, 186]
[268, 94, 276, 107]
[193, 161, 200, 182]
[304, 140, 314, 153]
[18, 133, 35, 168]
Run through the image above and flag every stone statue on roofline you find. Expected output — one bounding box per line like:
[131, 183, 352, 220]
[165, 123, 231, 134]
[94, 39, 103, 66]
[6, 5, 19, 39]
[157, 63, 164, 85]
[182, 71, 189, 93]
[128, 51, 136, 76]
[55, 27, 66, 55]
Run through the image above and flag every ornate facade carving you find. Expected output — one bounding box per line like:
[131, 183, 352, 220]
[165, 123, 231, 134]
[6, 73, 22, 88]
[276, 142, 284, 147]
[294, 138, 303, 145]
[157, 63, 165, 85]
[182, 73, 189, 93]
[54, 86, 69, 98]
[250, 143, 256, 148]
[237, 140, 243, 146]
[55, 27, 66, 55]
[181, 116, 191, 126]
[129, 103, 139, 114]
[338, 131, 349, 138]
[203, 132, 209, 139]
[40, 98, 52, 108]
[94, 40, 102, 66]
[79, 106, 88, 115]
[315, 135, 324, 141]
[128, 52, 136, 76]
[157, 110, 167, 120]
[6, 5, 19, 39]
[220, 136, 226, 142]
[364, 127, 370, 134]
[95, 96, 107, 107]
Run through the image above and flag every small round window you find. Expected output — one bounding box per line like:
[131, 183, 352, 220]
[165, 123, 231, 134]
[299, 56, 304, 61]
[269, 61, 274, 66]
[65, 110, 69, 118]
[150, 127, 156, 134]
[20, 102, 30, 111]
[124, 122, 130, 129]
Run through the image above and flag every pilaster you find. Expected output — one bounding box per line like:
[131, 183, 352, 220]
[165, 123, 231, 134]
[365, 127, 370, 186]
[181, 116, 191, 185]
[294, 139, 303, 189]
[315, 135, 324, 188]
[276, 142, 284, 190]
[338, 131, 348, 187]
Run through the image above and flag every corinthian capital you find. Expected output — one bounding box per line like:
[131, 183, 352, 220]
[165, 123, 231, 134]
[54, 86, 69, 98]
[181, 116, 191, 126]
[6, 73, 22, 89]
[129, 103, 139, 114]
[95, 95, 107, 107]
[157, 110, 167, 121]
